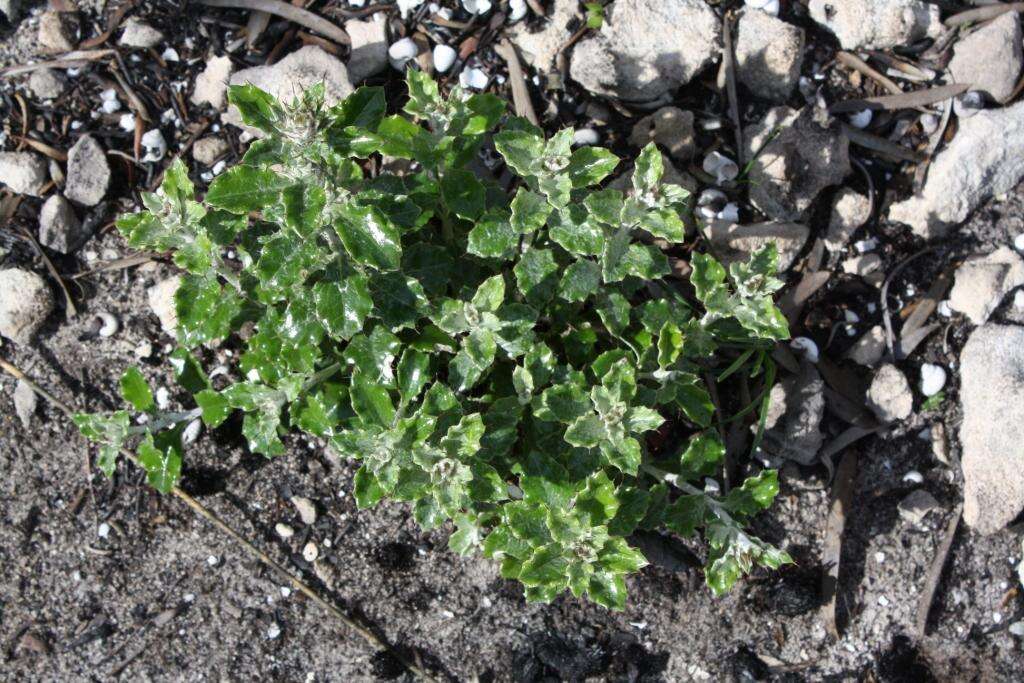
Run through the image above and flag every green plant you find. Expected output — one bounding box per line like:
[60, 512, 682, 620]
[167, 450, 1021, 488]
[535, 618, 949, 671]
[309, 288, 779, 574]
[75, 71, 792, 609]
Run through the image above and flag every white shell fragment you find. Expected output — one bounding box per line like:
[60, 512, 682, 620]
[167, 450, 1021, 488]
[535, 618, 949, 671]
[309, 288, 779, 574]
[848, 109, 873, 129]
[182, 418, 202, 446]
[118, 113, 136, 132]
[509, 0, 528, 21]
[572, 128, 600, 146]
[433, 44, 457, 73]
[461, 0, 492, 14]
[1013, 233, 1024, 252]
[702, 151, 739, 184]
[99, 88, 121, 114]
[397, 0, 426, 18]
[459, 67, 489, 90]
[388, 37, 419, 70]
[302, 541, 319, 562]
[920, 363, 947, 397]
[141, 129, 167, 163]
[903, 470, 925, 484]
[790, 337, 820, 364]
[160, 47, 180, 62]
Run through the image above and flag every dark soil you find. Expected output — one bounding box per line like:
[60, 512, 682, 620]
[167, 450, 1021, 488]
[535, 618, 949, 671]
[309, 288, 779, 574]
[2, 1, 1024, 681]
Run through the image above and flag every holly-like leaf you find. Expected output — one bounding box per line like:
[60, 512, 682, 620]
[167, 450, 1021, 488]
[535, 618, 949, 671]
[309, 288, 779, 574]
[513, 247, 559, 306]
[206, 166, 287, 214]
[335, 204, 402, 271]
[313, 274, 373, 340]
[120, 367, 154, 412]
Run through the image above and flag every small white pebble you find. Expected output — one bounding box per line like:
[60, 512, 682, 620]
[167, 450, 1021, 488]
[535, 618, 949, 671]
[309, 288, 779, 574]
[629, 621, 647, 630]
[508, 0, 528, 21]
[902, 471, 924, 484]
[572, 128, 600, 146]
[717, 203, 739, 224]
[211, 160, 226, 175]
[267, 622, 281, 639]
[97, 312, 119, 337]
[118, 112, 136, 131]
[155, 386, 171, 410]
[878, 595, 890, 607]
[461, 0, 492, 15]
[919, 364, 946, 397]
[854, 238, 878, 253]
[874, 551, 886, 564]
[919, 113, 939, 135]
[275, 523, 295, 539]
[790, 337, 820, 363]
[70, 119, 83, 130]
[302, 542, 319, 562]
[459, 66, 489, 90]
[206, 555, 219, 567]
[1014, 290, 1024, 310]
[184, 593, 195, 603]
[848, 109, 872, 129]
[141, 129, 167, 163]
[99, 88, 121, 114]
[97, 523, 110, 539]
[281, 587, 291, 598]
[993, 611, 1003, 624]
[1009, 621, 1024, 637]
[388, 38, 419, 70]
[1014, 233, 1024, 252]
[702, 151, 739, 184]
[432, 44, 457, 73]
[182, 418, 202, 446]
[161, 47, 180, 62]
[937, 300, 953, 317]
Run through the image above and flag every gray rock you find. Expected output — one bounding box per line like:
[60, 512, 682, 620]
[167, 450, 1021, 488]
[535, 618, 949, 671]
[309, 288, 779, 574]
[28, 68, 66, 100]
[147, 275, 182, 334]
[192, 136, 230, 166]
[13, 379, 36, 428]
[761, 362, 825, 465]
[842, 253, 883, 278]
[898, 489, 940, 525]
[743, 106, 849, 221]
[346, 16, 388, 83]
[570, 0, 719, 102]
[628, 107, 696, 161]
[866, 363, 912, 423]
[960, 324, 1024, 533]
[889, 101, 1024, 239]
[225, 47, 352, 134]
[808, 0, 941, 50]
[706, 221, 810, 271]
[39, 194, 86, 254]
[948, 11, 1022, 104]
[948, 247, 1024, 325]
[0, 269, 53, 344]
[845, 325, 886, 367]
[825, 188, 871, 252]
[735, 10, 804, 103]
[119, 17, 164, 49]
[65, 135, 110, 206]
[510, 0, 581, 71]
[0, 152, 48, 197]
[38, 10, 75, 54]
[191, 55, 234, 110]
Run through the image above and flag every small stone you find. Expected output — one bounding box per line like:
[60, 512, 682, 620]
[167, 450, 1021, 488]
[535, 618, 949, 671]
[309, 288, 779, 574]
[192, 137, 229, 166]
[432, 44, 457, 73]
[825, 188, 871, 252]
[38, 11, 76, 55]
[628, 107, 696, 161]
[0, 152, 49, 197]
[743, 106, 850, 221]
[846, 326, 887, 367]
[346, 16, 388, 83]
[919, 364, 946, 397]
[808, 0, 941, 50]
[39, 194, 86, 254]
[510, 0, 581, 71]
[147, 275, 182, 334]
[141, 129, 167, 163]
[226, 47, 352, 135]
[275, 523, 295, 539]
[302, 542, 319, 562]
[948, 247, 1024, 325]
[960, 324, 1024, 533]
[119, 17, 164, 49]
[65, 135, 110, 206]
[706, 221, 810, 272]
[898, 489, 940, 525]
[842, 253, 883, 278]
[890, 101, 1024, 240]
[735, 10, 804, 102]
[291, 496, 317, 526]
[0, 269, 53, 344]
[13, 379, 37, 428]
[28, 68, 66, 99]
[191, 55, 234, 110]
[867, 363, 913, 423]
[387, 38, 419, 70]
[570, 0, 719, 102]
[266, 622, 281, 640]
[948, 12, 1022, 104]
[761, 362, 825, 465]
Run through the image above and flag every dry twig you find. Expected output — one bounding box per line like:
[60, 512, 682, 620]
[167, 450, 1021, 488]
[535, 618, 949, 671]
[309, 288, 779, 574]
[915, 505, 962, 637]
[197, 0, 350, 45]
[493, 39, 539, 126]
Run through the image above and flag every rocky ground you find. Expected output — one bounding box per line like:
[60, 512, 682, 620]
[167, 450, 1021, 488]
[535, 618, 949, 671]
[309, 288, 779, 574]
[2, 0, 1024, 680]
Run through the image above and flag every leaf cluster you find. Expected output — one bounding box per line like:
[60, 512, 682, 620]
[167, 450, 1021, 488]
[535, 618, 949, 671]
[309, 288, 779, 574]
[76, 72, 792, 608]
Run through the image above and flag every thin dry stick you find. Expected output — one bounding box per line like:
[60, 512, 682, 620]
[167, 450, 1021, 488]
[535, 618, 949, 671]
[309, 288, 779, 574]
[197, 0, 350, 45]
[821, 449, 857, 640]
[836, 51, 902, 96]
[945, 2, 1024, 28]
[494, 39, 540, 126]
[830, 83, 969, 114]
[915, 505, 962, 638]
[0, 357, 438, 683]
[16, 226, 78, 318]
[720, 13, 743, 165]
[0, 49, 116, 78]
